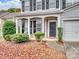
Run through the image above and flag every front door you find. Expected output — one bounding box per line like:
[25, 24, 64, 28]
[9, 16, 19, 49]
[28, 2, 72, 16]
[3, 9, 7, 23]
[49, 21, 56, 37]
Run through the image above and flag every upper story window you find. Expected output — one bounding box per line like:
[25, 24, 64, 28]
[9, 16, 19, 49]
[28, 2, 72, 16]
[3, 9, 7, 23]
[25, 0, 30, 11]
[23, 0, 62, 12]
[49, 0, 56, 9]
[36, 0, 42, 10]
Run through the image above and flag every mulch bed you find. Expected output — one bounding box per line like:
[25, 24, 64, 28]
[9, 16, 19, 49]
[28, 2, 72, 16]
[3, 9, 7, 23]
[0, 41, 66, 59]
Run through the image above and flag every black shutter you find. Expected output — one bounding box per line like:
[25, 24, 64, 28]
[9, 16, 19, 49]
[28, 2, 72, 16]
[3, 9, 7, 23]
[56, 0, 59, 8]
[42, 0, 45, 10]
[62, 0, 66, 9]
[30, 0, 32, 11]
[33, 0, 36, 11]
[46, 0, 49, 9]
[22, 1, 25, 12]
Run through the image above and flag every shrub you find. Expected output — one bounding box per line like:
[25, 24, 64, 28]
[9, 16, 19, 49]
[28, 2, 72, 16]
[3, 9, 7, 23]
[4, 34, 11, 41]
[58, 27, 63, 42]
[11, 34, 29, 43]
[35, 32, 45, 42]
[3, 21, 16, 38]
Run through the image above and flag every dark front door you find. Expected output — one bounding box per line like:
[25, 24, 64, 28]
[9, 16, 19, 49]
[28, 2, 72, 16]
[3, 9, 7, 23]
[49, 22, 56, 37]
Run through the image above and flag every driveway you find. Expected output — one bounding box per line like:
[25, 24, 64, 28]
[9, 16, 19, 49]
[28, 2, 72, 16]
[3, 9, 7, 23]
[47, 41, 79, 59]
[65, 42, 79, 59]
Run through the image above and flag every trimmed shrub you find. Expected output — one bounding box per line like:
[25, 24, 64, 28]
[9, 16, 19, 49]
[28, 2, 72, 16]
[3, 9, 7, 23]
[4, 34, 11, 41]
[11, 34, 29, 43]
[35, 32, 45, 42]
[58, 27, 63, 42]
[3, 21, 16, 38]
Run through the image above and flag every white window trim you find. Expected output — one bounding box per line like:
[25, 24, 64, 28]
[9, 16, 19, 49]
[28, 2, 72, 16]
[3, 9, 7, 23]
[49, 0, 60, 10]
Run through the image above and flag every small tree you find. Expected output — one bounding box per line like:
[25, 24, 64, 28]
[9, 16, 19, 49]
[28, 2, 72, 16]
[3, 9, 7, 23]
[58, 27, 63, 42]
[35, 32, 45, 42]
[3, 21, 16, 38]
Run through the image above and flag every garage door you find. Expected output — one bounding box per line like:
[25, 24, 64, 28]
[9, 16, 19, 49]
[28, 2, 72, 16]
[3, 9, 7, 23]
[63, 20, 79, 41]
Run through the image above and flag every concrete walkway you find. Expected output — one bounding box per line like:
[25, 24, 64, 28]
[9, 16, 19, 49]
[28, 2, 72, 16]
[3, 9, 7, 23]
[65, 42, 79, 59]
[47, 41, 79, 59]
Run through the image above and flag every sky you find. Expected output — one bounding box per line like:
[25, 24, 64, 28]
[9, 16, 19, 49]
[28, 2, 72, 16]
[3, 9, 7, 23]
[0, 0, 21, 10]
[0, 0, 79, 10]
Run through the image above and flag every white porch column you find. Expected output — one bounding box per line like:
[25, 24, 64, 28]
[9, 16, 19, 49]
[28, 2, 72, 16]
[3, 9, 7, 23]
[16, 18, 19, 34]
[19, 19, 22, 34]
[57, 15, 61, 27]
[42, 17, 45, 33]
[24, 20, 28, 34]
[28, 18, 30, 36]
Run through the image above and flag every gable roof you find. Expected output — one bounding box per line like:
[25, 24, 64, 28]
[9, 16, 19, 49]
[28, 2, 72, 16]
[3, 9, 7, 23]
[0, 12, 20, 20]
[64, 2, 79, 11]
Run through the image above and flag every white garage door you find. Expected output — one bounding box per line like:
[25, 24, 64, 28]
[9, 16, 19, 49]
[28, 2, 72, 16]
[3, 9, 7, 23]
[63, 20, 79, 41]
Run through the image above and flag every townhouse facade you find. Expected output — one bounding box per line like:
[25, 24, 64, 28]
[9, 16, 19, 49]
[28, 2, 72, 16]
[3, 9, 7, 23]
[15, 0, 79, 41]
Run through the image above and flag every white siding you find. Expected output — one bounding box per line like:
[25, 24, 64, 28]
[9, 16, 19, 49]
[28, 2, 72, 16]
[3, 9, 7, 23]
[62, 6, 79, 18]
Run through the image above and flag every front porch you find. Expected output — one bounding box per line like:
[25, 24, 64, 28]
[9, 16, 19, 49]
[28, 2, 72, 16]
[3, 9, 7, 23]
[15, 15, 61, 40]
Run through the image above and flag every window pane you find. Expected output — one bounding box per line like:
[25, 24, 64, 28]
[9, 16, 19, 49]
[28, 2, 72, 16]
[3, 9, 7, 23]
[49, 0, 56, 8]
[22, 20, 25, 33]
[36, 19, 42, 32]
[33, 21, 36, 33]
[25, 1, 30, 11]
[36, 0, 42, 10]
[30, 21, 32, 34]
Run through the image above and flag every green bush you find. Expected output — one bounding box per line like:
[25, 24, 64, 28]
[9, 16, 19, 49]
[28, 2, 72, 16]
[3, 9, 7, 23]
[4, 34, 11, 41]
[35, 32, 45, 42]
[11, 34, 29, 43]
[58, 27, 63, 42]
[3, 21, 16, 38]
